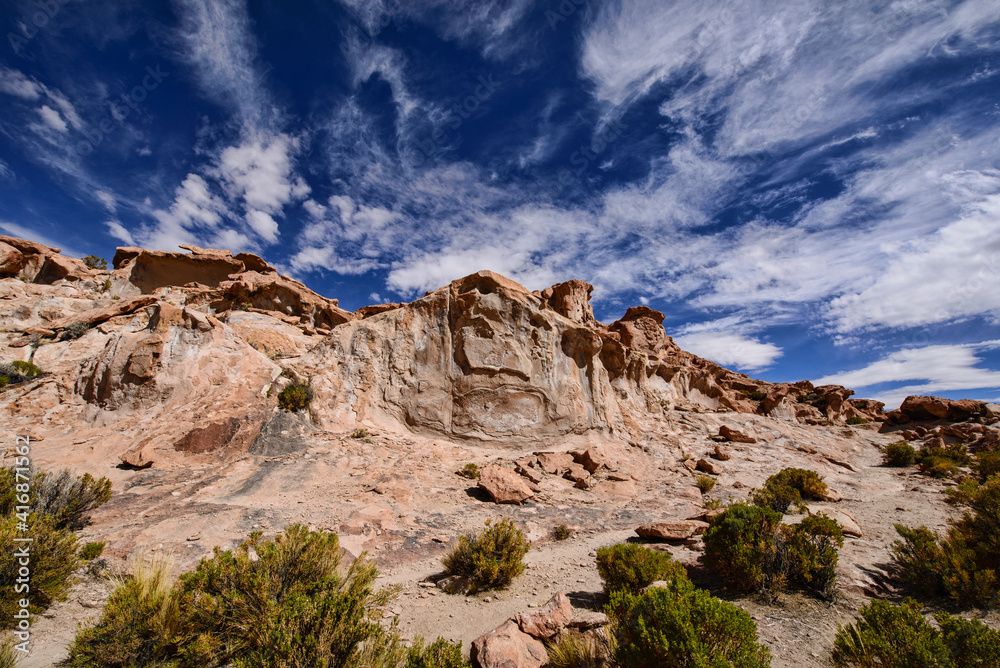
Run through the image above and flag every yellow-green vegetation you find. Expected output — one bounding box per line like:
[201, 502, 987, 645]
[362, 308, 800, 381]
[832, 598, 1000, 667]
[596, 543, 685, 596]
[545, 632, 605, 668]
[696, 475, 716, 494]
[751, 467, 828, 514]
[607, 571, 771, 668]
[82, 255, 107, 271]
[277, 383, 312, 412]
[0, 635, 18, 668]
[891, 475, 1000, 608]
[741, 390, 766, 402]
[0, 360, 44, 388]
[703, 503, 843, 600]
[66, 525, 404, 668]
[846, 416, 869, 425]
[405, 637, 470, 668]
[458, 463, 480, 480]
[554, 523, 572, 541]
[915, 440, 971, 478]
[441, 518, 529, 594]
[882, 441, 916, 467]
[80, 541, 106, 561]
[0, 467, 112, 626]
[976, 451, 1000, 482]
[100, 278, 112, 292]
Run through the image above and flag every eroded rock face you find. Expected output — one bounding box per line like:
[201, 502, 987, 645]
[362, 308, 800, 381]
[886, 395, 985, 424]
[0, 234, 95, 284]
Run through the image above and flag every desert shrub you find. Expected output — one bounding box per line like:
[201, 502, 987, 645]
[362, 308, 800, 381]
[441, 518, 529, 594]
[892, 476, 1000, 608]
[60, 321, 90, 341]
[100, 278, 112, 292]
[608, 577, 771, 668]
[350, 428, 370, 439]
[406, 637, 470, 668]
[80, 541, 106, 561]
[458, 463, 479, 480]
[704, 504, 785, 596]
[68, 525, 400, 668]
[545, 632, 605, 668]
[783, 514, 843, 600]
[0, 637, 16, 668]
[0, 515, 79, 625]
[974, 451, 1000, 482]
[741, 390, 766, 402]
[32, 470, 112, 531]
[832, 598, 1000, 667]
[554, 524, 572, 541]
[277, 383, 312, 412]
[704, 504, 842, 600]
[596, 543, 685, 596]
[846, 416, 869, 425]
[82, 255, 107, 271]
[704, 498, 725, 510]
[916, 441, 971, 478]
[883, 442, 916, 467]
[696, 475, 716, 494]
[10, 361, 42, 377]
[752, 468, 827, 514]
[65, 554, 178, 668]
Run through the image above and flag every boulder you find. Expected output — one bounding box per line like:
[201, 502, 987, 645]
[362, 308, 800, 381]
[536, 452, 574, 475]
[713, 444, 731, 461]
[696, 458, 721, 475]
[719, 425, 756, 443]
[806, 507, 862, 538]
[0, 241, 23, 276]
[564, 463, 590, 484]
[516, 592, 573, 639]
[886, 396, 985, 424]
[471, 619, 547, 668]
[636, 520, 708, 541]
[478, 465, 535, 504]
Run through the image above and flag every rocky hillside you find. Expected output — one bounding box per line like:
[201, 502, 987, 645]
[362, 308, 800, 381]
[2, 234, 997, 667]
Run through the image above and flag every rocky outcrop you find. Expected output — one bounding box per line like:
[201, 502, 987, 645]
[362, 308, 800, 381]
[0, 235, 95, 283]
[516, 592, 574, 639]
[635, 520, 708, 541]
[885, 395, 986, 424]
[478, 465, 535, 504]
[470, 619, 547, 668]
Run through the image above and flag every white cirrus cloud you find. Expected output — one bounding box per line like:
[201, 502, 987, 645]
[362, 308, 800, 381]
[672, 331, 783, 372]
[816, 341, 1000, 408]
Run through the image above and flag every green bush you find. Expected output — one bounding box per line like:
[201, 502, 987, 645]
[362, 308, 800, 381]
[82, 255, 107, 271]
[10, 361, 42, 377]
[277, 383, 312, 412]
[704, 504, 785, 596]
[846, 416, 869, 425]
[741, 390, 766, 402]
[441, 519, 530, 594]
[406, 637, 470, 668]
[596, 543, 685, 596]
[696, 475, 716, 494]
[351, 428, 370, 439]
[883, 442, 916, 467]
[975, 451, 1000, 482]
[916, 441, 971, 478]
[704, 504, 843, 600]
[752, 468, 827, 514]
[554, 524, 572, 541]
[545, 632, 605, 668]
[608, 576, 771, 668]
[100, 278, 113, 293]
[32, 470, 112, 531]
[67, 525, 402, 668]
[60, 321, 91, 341]
[832, 598, 1000, 667]
[80, 541, 106, 561]
[783, 514, 843, 600]
[0, 636, 18, 668]
[0, 361, 43, 388]
[458, 463, 479, 480]
[0, 515, 79, 625]
[891, 476, 1000, 608]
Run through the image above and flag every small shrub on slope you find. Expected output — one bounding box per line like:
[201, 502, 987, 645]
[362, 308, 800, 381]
[441, 518, 529, 594]
[608, 575, 771, 668]
[277, 383, 312, 412]
[596, 543, 685, 596]
[406, 637, 470, 668]
[883, 442, 916, 467]
[892, 475, 1000, 608]
[832, 598, 1000, 667]
[751, 468, 827, 514]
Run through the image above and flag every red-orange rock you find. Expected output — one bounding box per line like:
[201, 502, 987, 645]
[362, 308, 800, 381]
[471, 619, 547, 668]
[516, 592, 574, 639]
[478, 465, 535, 504]
[719, 425, 756, 443]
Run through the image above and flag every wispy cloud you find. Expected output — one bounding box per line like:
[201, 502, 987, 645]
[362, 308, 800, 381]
[673, 331, 783, 372]
[817, 341, 1000, 407]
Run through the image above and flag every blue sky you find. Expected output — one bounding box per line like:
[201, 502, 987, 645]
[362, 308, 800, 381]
[2, 0, 1000, 407]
